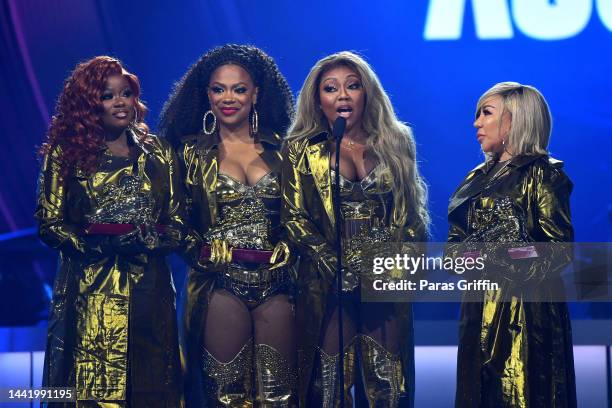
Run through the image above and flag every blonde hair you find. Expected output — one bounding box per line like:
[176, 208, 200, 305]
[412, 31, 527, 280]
[477, 82, 551, 159]
[288, 51, 429, 236]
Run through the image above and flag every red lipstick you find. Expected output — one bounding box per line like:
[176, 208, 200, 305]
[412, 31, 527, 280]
[220, 107, 239, 116]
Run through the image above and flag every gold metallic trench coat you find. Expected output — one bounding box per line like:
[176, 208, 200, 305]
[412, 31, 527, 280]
[35, 136, 184, 407]
[448, 154, 576, 408]
[281, 132, 421, 407]
[179, 131, 286, 402]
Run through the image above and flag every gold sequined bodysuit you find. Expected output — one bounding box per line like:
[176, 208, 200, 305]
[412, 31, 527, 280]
[87, 155, 156, 225]
[332, 165, 394, 291]
[210, 171, 291, 307]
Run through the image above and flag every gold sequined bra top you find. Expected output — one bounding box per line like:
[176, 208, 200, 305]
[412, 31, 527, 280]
[331, 164, 389, 197]
[332, 165, 394, 288]
[87, 154, 156, 225]
[208, 171, 281, 250]
[331, 165, 391, 221]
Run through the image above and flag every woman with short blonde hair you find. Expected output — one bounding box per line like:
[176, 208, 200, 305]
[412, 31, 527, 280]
[449, 82, 576, 407]
[476, 81, 552, 159]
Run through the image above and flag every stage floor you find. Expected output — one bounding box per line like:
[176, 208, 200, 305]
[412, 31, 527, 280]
[1, 320, 610, 407]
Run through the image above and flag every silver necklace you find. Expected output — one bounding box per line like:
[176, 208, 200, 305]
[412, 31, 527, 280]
[490, 159, 511, 181]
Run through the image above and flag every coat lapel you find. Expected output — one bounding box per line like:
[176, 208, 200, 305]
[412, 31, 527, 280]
[259, 132, 283, 173]
[448, 172, 486, 216]
[306, 136, 334, 225]
[197, 135, 219, 225]
[447, 161, 494, 216]
[448, 155, 546, 217]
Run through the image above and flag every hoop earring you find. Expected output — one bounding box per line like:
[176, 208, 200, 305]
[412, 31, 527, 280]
[250, 105, 258, 137]
[130, 106, 139, 127]
[202, 110, 217, 135]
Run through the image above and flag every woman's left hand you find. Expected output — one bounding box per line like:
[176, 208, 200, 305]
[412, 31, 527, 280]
[269, 241, 291, 270]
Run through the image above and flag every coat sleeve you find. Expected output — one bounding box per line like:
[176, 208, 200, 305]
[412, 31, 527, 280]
[155, 138, 190, 255]
[500, 163, 573, 284]
[177, 141, 206, 269]
[536, 166, 573, 242]
[281, 140, 338, 285]
[445, 218, 468, 265]
[525, 164, 574, 281]
[35, 145, 109, 258]
[445, 179, 470, 264]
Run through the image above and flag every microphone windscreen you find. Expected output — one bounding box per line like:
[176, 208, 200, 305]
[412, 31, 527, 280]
[332, 116, 346, 140]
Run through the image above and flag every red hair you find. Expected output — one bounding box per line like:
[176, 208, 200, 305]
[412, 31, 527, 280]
[39, 56, 148, 179]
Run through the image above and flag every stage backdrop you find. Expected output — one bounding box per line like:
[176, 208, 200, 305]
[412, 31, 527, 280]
[0, 0, 611, 320]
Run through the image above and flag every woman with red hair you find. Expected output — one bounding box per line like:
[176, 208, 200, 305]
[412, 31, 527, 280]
[36, 56, 184, 406]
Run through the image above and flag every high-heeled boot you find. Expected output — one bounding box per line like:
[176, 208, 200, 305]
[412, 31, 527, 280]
[318, 338, 357, 408]
[359, 334, 403, 407]
[201, 341, 254, 407]
[254, 343, 296, 407]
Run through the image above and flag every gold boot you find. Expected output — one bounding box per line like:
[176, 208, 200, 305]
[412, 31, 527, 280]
[201, 341, 254, 407]
[254, 344, 296, 407]
[319, 338, 357, 408]
[359, 334, 403, 407]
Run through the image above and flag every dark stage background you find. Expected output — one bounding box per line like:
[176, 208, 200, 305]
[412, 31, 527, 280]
[0, 0, 611, 404]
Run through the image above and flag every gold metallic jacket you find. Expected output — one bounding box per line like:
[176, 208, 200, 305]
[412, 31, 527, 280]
[35, 136, 184, 407]
[281, 132, 420, 407]
[448, 154, 576, 408]
[178, 131, 287, 400]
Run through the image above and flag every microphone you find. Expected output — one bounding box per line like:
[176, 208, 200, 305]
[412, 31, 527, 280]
[332, 116, 346, 141]
[331, 114, 347, 408]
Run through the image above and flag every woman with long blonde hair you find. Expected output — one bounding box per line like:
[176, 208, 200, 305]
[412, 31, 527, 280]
[282, 51, 428, 407]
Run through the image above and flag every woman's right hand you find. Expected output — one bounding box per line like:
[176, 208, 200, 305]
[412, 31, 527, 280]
[209, 238, 233, 267]
[109, 229, 143, 256]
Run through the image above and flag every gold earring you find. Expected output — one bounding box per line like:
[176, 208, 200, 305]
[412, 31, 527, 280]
[131, 106, 139, 126]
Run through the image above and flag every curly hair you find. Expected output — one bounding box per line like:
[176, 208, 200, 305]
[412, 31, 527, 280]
[159, 44, 294, 145]
[39, 56, 148, 179]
